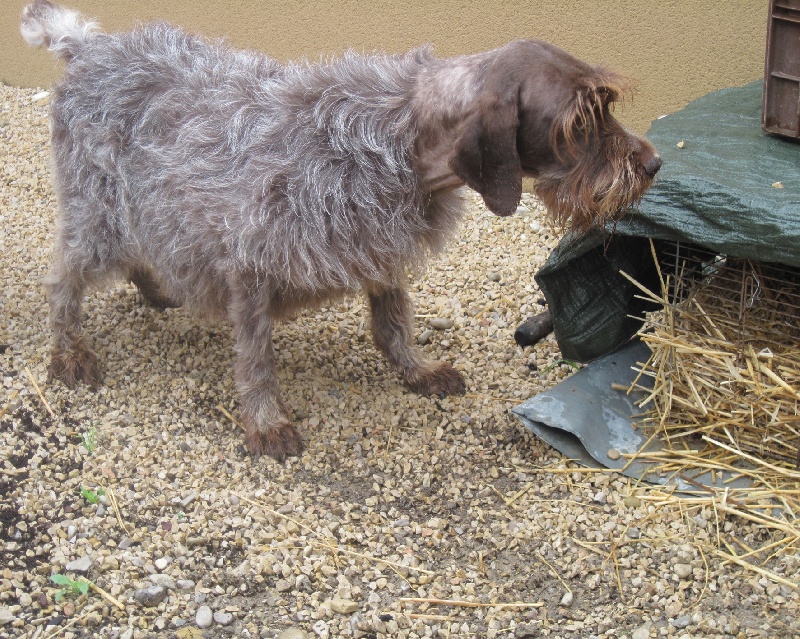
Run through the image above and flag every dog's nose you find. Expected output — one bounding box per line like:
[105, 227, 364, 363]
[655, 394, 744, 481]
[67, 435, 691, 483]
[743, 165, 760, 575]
[643, 153, 662, 178]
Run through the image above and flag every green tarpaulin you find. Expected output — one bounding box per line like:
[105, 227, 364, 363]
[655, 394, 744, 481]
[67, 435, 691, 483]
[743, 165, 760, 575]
[536, 81, 800, 362]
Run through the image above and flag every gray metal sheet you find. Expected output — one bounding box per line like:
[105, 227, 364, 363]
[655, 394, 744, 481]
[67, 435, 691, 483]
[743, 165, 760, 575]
[512, 340, 751, 490]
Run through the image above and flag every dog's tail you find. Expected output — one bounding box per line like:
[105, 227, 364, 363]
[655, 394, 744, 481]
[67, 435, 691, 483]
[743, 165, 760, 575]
[20, 0, 100, 62]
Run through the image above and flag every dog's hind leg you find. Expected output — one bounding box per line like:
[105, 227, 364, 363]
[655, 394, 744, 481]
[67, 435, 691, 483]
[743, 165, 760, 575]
[367, 285, 466, 397]
[46, 193, 130, 388]
[128, 267, 180, 310]
[46, 249, 102, 388]
[228, 280, 305, 462]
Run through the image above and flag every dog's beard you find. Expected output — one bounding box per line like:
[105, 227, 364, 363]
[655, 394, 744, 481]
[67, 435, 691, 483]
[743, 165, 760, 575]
[533, 147, 653, 234]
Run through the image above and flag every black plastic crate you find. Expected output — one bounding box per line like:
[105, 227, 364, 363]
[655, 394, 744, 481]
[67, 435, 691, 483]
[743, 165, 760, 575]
[763, 0, 800, 139]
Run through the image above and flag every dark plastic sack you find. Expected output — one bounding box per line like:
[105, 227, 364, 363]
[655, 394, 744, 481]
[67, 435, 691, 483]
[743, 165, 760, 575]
[535, 231, 665, 362]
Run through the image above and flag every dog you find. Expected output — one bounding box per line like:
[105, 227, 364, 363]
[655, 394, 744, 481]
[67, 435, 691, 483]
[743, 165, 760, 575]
[21, 1, 661, 462]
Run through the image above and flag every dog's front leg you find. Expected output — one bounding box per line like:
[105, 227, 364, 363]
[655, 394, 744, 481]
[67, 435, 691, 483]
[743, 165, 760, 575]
[367, 285, 466, 397]
[229, 283, 304, 462]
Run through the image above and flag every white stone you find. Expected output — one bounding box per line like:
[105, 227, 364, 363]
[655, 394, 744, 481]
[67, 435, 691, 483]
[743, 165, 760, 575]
[149, 573, 177, 590]
[674, 563, 693, 580]
[213, 610, 233, 626]
[154, 557, 171, 571]
[65, 555, 93, 572]
[0, 607, 16, 626]
[429, 317, 454, 330]
[195, 605, 213, 629]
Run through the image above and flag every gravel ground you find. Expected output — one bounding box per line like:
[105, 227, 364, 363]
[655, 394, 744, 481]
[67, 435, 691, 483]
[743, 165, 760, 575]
[2, 83, 799, 639]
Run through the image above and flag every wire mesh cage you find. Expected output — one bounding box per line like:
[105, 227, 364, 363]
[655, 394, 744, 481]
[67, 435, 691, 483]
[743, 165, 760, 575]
[631, 242, 800, 469]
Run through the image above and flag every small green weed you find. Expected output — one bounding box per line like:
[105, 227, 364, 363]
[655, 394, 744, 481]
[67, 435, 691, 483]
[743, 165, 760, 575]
[80, 487, 105, 504]
[80, 424, 97, 454]
[50, 574, 91, 602]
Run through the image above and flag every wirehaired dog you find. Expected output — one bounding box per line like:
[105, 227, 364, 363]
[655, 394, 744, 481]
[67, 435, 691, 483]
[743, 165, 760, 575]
[21, 1, 661, 461]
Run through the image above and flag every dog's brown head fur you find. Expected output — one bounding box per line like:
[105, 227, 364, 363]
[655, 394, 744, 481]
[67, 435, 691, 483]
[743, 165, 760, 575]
[448, 40, 661, 232]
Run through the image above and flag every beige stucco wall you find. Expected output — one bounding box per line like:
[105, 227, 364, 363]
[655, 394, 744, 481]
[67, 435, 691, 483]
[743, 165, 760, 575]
[2, 1, 766, 133]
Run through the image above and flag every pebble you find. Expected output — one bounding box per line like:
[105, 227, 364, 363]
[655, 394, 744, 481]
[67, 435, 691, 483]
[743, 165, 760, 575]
[134, 586, 168, 607]
[177, 579, 196, 591]
[673, 615, 692, 629]
[0, 607, 16, 626]
[606, 448, 621, 460]
[154, 557, 171, 571]
[180, 492, 198, 508]
[429, 317, 454, 330]
[631, 623, 651, 639]
[328, 598, 360, 614]
[312, 620, 329, 637]
[65, 555, 93, 573]
[560, 591, 574, 607]
[195, 605, 213, 629]
[487, 270, 501, 282]
[149, 573, 177, 590]
[276, 579, 293, 592]
[626, 527, 641, 539]
[5, 396, 23, 414]
[674, 563, 693, 580]
[277, 628, 309, 639]
[213, 610, 234, 625]
[623, 496, 642, 509]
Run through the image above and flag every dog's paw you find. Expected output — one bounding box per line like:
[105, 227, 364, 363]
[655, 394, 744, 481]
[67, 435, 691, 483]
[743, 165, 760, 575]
[48, 346, 101, 389]
[407, 362, 467, 398]
[244, 422, 305, 462]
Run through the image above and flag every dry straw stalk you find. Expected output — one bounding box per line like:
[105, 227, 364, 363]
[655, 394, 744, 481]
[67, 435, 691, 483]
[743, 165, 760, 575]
[622, 244, 800, 585]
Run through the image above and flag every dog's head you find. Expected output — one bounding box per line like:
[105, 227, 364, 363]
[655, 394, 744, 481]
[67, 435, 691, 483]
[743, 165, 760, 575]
[448, 40, 661, 232]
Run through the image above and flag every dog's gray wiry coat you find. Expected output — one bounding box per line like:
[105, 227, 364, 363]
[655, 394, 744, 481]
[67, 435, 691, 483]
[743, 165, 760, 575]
[21, 1, 661, 461]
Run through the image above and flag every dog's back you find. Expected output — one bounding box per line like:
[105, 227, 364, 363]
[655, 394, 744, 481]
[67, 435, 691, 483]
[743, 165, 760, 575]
[21, 1, 462, 315]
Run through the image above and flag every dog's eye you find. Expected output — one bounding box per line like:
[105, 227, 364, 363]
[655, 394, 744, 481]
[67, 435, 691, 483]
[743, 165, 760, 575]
[596, 87, 615, 103]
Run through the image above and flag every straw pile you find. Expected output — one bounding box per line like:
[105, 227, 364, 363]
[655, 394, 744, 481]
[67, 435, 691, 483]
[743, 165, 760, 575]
[622, 243, 800, 584]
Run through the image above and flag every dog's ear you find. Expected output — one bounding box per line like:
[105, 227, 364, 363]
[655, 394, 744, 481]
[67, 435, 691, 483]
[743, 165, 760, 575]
[553, 69, 633, 158]
[449, 86, 521, 216]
